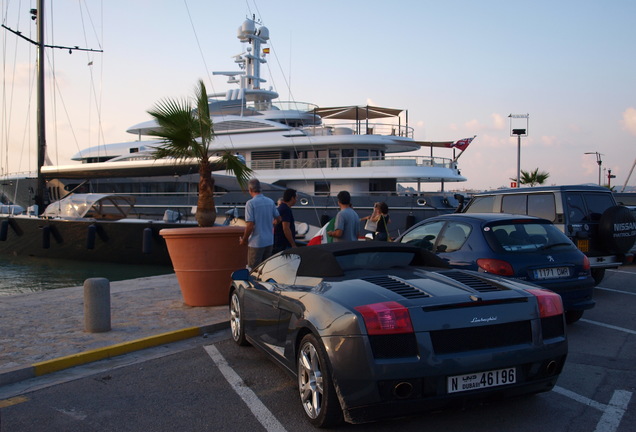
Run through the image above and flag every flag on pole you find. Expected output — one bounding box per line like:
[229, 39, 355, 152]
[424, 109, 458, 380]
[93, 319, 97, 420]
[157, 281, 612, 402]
[450, 136, 474, 151]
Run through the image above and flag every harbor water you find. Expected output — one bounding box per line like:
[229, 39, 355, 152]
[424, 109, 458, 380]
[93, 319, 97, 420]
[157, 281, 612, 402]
[0, 256, 173, 296]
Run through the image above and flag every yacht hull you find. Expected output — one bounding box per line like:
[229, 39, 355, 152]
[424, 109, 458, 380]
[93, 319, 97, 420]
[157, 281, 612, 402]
[0, 215, 194, 266]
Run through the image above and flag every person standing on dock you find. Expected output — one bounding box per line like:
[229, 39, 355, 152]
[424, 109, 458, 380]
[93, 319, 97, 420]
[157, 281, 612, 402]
[240, 179, 281, 269]
[327, 190, 359, 242]
[273, 188, 298, 254]
[361, 201, 390, 241]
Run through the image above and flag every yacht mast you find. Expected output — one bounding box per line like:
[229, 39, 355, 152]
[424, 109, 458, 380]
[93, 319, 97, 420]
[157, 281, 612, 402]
[35, 0, 47, 213]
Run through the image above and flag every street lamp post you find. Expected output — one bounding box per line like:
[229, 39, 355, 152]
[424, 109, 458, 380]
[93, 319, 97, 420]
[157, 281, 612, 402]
[509, 114, 529, 188]
[607, 169, 616, 188]
[584, 152, 603, 185]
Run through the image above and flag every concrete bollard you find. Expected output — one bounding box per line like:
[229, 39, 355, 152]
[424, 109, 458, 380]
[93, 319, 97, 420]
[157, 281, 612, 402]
[84, 278, 111, 333]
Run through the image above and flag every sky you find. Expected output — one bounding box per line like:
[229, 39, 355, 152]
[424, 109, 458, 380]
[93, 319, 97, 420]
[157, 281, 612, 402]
[1, 0, 635, 192]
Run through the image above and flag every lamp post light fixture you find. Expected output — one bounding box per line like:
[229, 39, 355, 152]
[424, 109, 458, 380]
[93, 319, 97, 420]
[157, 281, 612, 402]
[584, 152, 603, 185]
[607, 169, 616, 188]
[509, 114, 529, 188]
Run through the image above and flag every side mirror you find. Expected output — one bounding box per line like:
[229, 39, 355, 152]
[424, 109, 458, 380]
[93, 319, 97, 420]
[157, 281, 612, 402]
[231, 268, 250, 281]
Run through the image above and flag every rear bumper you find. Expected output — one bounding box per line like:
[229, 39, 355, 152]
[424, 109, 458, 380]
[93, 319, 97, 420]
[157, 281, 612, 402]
[587, 254, 621, 268]
[324, 329, 568, 425]
[343, 355, 566, 424]
[534, 278, 595, 311]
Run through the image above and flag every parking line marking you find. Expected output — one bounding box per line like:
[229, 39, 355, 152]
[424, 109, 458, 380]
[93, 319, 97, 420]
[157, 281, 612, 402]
[596, 286, 636, 296]
[580, 319, 636, 335]
[204, 345, 288, 432]
[554, 387, 633, 432]
[553, 386, 606, 411]
[594, 390, 632, 432]
[607, 269, 636, 275]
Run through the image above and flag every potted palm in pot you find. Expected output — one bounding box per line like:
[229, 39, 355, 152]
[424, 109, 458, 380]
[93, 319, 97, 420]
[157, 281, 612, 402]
[148, 79, 252, 306]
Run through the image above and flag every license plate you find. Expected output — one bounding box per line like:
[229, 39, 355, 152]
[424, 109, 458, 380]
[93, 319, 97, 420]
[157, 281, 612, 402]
[533, 267, 570, 280]
[447, 367, 516, 393]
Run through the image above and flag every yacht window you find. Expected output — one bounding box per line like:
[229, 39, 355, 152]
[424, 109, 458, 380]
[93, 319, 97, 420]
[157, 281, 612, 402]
[342, 149, 354, 168]
[315, 181, 330, 196]
[316, 150, 327, 168]
[356, 149, 369, 167]
[370, 178, 396, 193]
[329, 149, 340, 168]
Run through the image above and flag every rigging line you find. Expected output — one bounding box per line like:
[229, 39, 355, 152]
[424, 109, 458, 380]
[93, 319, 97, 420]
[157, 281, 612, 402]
[49, 0, 59, 166]
[183, 0, 213, 90]
[1, 0, 25, 176]
[78, 0, 104, 52]
[18, 5, 37, 177]
[46, 53, 84, 162]
[81, 35, 106, 156]
[183, 0, 239, 154]
[252, 24, 338, 216]
[261, 37, 336, 217]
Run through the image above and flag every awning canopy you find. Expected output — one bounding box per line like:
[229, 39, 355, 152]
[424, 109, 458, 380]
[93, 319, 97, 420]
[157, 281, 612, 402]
[314, 105, 403, 120]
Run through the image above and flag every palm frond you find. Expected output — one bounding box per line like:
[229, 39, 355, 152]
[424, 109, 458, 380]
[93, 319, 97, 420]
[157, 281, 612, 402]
[195, 79, 213, 148]
[219, 151, 253, 190]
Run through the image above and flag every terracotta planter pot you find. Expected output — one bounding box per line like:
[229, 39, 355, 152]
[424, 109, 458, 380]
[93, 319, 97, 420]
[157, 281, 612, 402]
[160, 226, 246, 306]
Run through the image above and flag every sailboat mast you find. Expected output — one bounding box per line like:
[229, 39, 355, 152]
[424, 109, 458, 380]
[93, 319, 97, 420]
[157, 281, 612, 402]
[35, 0, 47, 213]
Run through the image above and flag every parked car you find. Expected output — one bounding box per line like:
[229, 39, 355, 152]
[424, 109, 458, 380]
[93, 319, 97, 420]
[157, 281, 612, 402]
[627, 206, 636, 261]
[396, 213, 594, 323]
[461, 185, 636, 284]
[229, 242, 567, 427]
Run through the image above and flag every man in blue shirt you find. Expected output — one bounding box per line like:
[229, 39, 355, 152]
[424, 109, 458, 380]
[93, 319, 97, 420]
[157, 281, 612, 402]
[240, 179, 281, 269]
[327, 190, 359, 242]
[273, 188, 297, 254]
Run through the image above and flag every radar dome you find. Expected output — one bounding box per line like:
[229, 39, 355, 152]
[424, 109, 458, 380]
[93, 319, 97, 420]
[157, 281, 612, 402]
[241, 19, 256, 35]
[258, 26, 270, 40]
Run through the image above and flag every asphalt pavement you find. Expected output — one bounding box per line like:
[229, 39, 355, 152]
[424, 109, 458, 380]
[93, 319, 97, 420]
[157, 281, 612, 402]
[0, 274, 229, 387]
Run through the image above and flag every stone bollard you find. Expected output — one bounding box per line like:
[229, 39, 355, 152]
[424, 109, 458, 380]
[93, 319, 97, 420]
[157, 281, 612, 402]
[84, 278, 111, 333]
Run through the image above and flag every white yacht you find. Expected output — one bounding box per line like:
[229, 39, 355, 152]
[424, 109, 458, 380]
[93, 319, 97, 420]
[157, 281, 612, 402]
[4, 16, 473, 236]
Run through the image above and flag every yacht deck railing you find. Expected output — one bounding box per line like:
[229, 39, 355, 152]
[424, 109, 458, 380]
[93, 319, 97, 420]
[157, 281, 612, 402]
[250, 155, 454, 171]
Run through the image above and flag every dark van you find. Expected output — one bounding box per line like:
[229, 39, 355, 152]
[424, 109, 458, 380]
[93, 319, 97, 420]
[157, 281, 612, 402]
[462, 185, 636, 284]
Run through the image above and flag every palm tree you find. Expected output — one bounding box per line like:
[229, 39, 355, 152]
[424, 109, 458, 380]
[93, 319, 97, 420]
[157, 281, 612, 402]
[147, 80, 252, 227]
[511, 168, 550, 187]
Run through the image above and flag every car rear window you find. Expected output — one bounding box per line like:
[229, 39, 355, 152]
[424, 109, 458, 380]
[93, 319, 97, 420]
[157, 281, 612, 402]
[464, 195, 496, 213]
[487, 222, 574, 252]
[336, 251, 416, 271]
[500, 193, 556, 221]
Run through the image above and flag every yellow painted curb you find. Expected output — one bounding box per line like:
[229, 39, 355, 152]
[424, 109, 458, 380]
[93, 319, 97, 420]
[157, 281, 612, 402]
[33, 327, 201, 376]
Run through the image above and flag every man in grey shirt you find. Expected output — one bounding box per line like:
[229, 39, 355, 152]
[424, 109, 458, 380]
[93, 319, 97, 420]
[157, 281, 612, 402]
[327, 190, 359, 242]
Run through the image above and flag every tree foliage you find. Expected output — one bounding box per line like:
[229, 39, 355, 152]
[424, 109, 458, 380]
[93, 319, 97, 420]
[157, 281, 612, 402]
[511, 168, 550, 187]
[147, 80, 252, 226]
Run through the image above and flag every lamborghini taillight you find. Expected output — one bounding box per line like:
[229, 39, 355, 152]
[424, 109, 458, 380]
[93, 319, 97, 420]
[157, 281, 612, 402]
[526, 288, 564, 318]
[355, 301, 413, 335]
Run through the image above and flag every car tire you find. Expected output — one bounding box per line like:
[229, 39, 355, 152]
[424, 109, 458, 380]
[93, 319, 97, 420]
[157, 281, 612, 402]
[591, 268, 606, 286]
[229, 290, 249, 346]
[598, 206, 636, 254]
[565, 309, 584, 324]
[297, 334, 343, 428]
